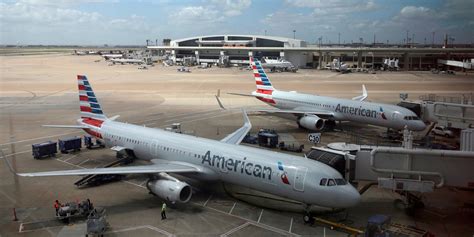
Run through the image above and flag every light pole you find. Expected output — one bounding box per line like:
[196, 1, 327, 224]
[293, 30, 296, 39]
[265, 30, 267, 36]
[338, 32, 340, 45]
[432, 31, 435, 47]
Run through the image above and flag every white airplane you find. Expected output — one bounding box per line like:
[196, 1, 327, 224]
[4, 75, 360, 214]
[232, 57, 426, 131]
[101, 54, 123, 60]
[110, 58, 144, 65]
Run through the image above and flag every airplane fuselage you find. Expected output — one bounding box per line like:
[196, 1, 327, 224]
[87, 119, 360, 209]
[253, 90, 426, 131]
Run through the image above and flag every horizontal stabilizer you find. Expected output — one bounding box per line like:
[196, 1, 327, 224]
[227, 92, 255, 97]
[42, 125, 88, 129]
[109, 115, 120, 121]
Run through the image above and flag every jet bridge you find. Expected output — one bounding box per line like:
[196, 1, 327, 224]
[398, 95, 474, 130]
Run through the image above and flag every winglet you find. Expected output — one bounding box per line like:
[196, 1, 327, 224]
[220, 109, 252, 145]
[215, 95, 226, 110]
[352, 84, 368, 101]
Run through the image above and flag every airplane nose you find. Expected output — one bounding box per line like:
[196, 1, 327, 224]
[413, 121, 426, 131]
[338, 185, 361, 208]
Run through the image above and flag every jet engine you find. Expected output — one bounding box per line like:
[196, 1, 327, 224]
[146, 179, 192, 204]
[298, 115, 325, 131]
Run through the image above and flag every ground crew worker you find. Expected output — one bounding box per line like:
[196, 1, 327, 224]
[161, 202, 167, 220]
[54, 200, 61, 215]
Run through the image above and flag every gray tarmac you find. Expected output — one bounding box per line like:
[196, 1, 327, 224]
[1, 54, 473, 236]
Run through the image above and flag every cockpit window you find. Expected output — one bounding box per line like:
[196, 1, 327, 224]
[327, 179, 336, 186]
[320, 178, 327, 186]
[335, 178, 347, 185]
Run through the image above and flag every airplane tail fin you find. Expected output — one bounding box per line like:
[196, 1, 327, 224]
[77, 75, 107, 121]
[250, 57, 275, 93]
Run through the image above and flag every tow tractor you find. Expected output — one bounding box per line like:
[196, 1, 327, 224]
[56, 199, 94, 223]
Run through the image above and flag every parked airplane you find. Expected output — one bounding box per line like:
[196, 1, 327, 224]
[101, 54, 123, 60]
[110, 58, 145, 65]
[229, 57, 426, 131]
[260, 57, 297, 72]
[4, 75, 360, 214]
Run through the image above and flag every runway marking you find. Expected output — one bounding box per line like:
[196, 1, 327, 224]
[105, 225, 175, 237]
[220, 222, 250, 236]
[77, 159, 89, 166]
[0, 131, 80, 147]
[289, 217, 294, 233]
[229, 202, 236, 214]
[1, 150, 30, 158]
[203, 194, 213, 206]
[257, 209, 264, 223]
[63, 155, 78, 162]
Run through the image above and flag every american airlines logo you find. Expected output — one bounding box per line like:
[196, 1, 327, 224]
[278, 162, 290, 185]
[335, 104, 387, 120]
[201, 151, 272, 180]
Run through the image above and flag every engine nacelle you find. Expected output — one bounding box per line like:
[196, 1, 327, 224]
[147, 179, 192, 204]
[298, 115, 325, 131]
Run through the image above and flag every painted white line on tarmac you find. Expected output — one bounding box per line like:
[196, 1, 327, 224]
[0, 131, 80, 146]
[229, 202, 236, 214]
[203, 194, 213, 206]
[1, 150, 30, 158]
[77, 159, 90, 166]
[257, 209, 264, 223]
[220, 222, 249, 237]
[106, 225, 175, 237]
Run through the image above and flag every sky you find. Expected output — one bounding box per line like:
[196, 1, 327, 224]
[0, 0, 473, 45]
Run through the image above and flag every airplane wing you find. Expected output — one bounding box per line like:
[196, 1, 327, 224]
[220, 110, 251, 145]
[2, 155, 198, 177]
[352, 85, 367, 101]
[248, 108, 334, 117]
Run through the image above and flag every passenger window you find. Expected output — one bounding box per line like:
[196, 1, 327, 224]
[328, 179, 336, 186]
[320, 178, 327, 186]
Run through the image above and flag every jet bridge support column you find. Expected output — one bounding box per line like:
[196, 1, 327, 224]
[357, 51, 363, 68]
[318, 52, 323, 69]
[403, 53, 410, 70]
[195, 51, 200, 65]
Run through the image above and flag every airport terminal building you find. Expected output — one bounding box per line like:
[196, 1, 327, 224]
[149, 34, 312, 67]
[148, 34, 474, 70]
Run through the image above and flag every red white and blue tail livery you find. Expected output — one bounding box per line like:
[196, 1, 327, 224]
[42, 75, 107, 139]
[250, 57, 276, 104]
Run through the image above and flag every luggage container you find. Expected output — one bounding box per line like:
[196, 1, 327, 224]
[32, 141, 57, 159]
[257, 129, 279, 148]
[58, 137, 82, 154]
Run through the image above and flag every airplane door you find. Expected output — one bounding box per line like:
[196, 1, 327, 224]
[149, 140, 159, 158]
[293, 167, 308, 192]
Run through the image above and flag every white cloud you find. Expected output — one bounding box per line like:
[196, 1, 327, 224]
[170, 0, 251, 24]
[0, 2, 102, 24]
[108, 14, 150, 32]
[398, 6, 438, 19]
[285, 0, 376, 16]
[170, 6, 223, 24]
[211, 0, 251, 17]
